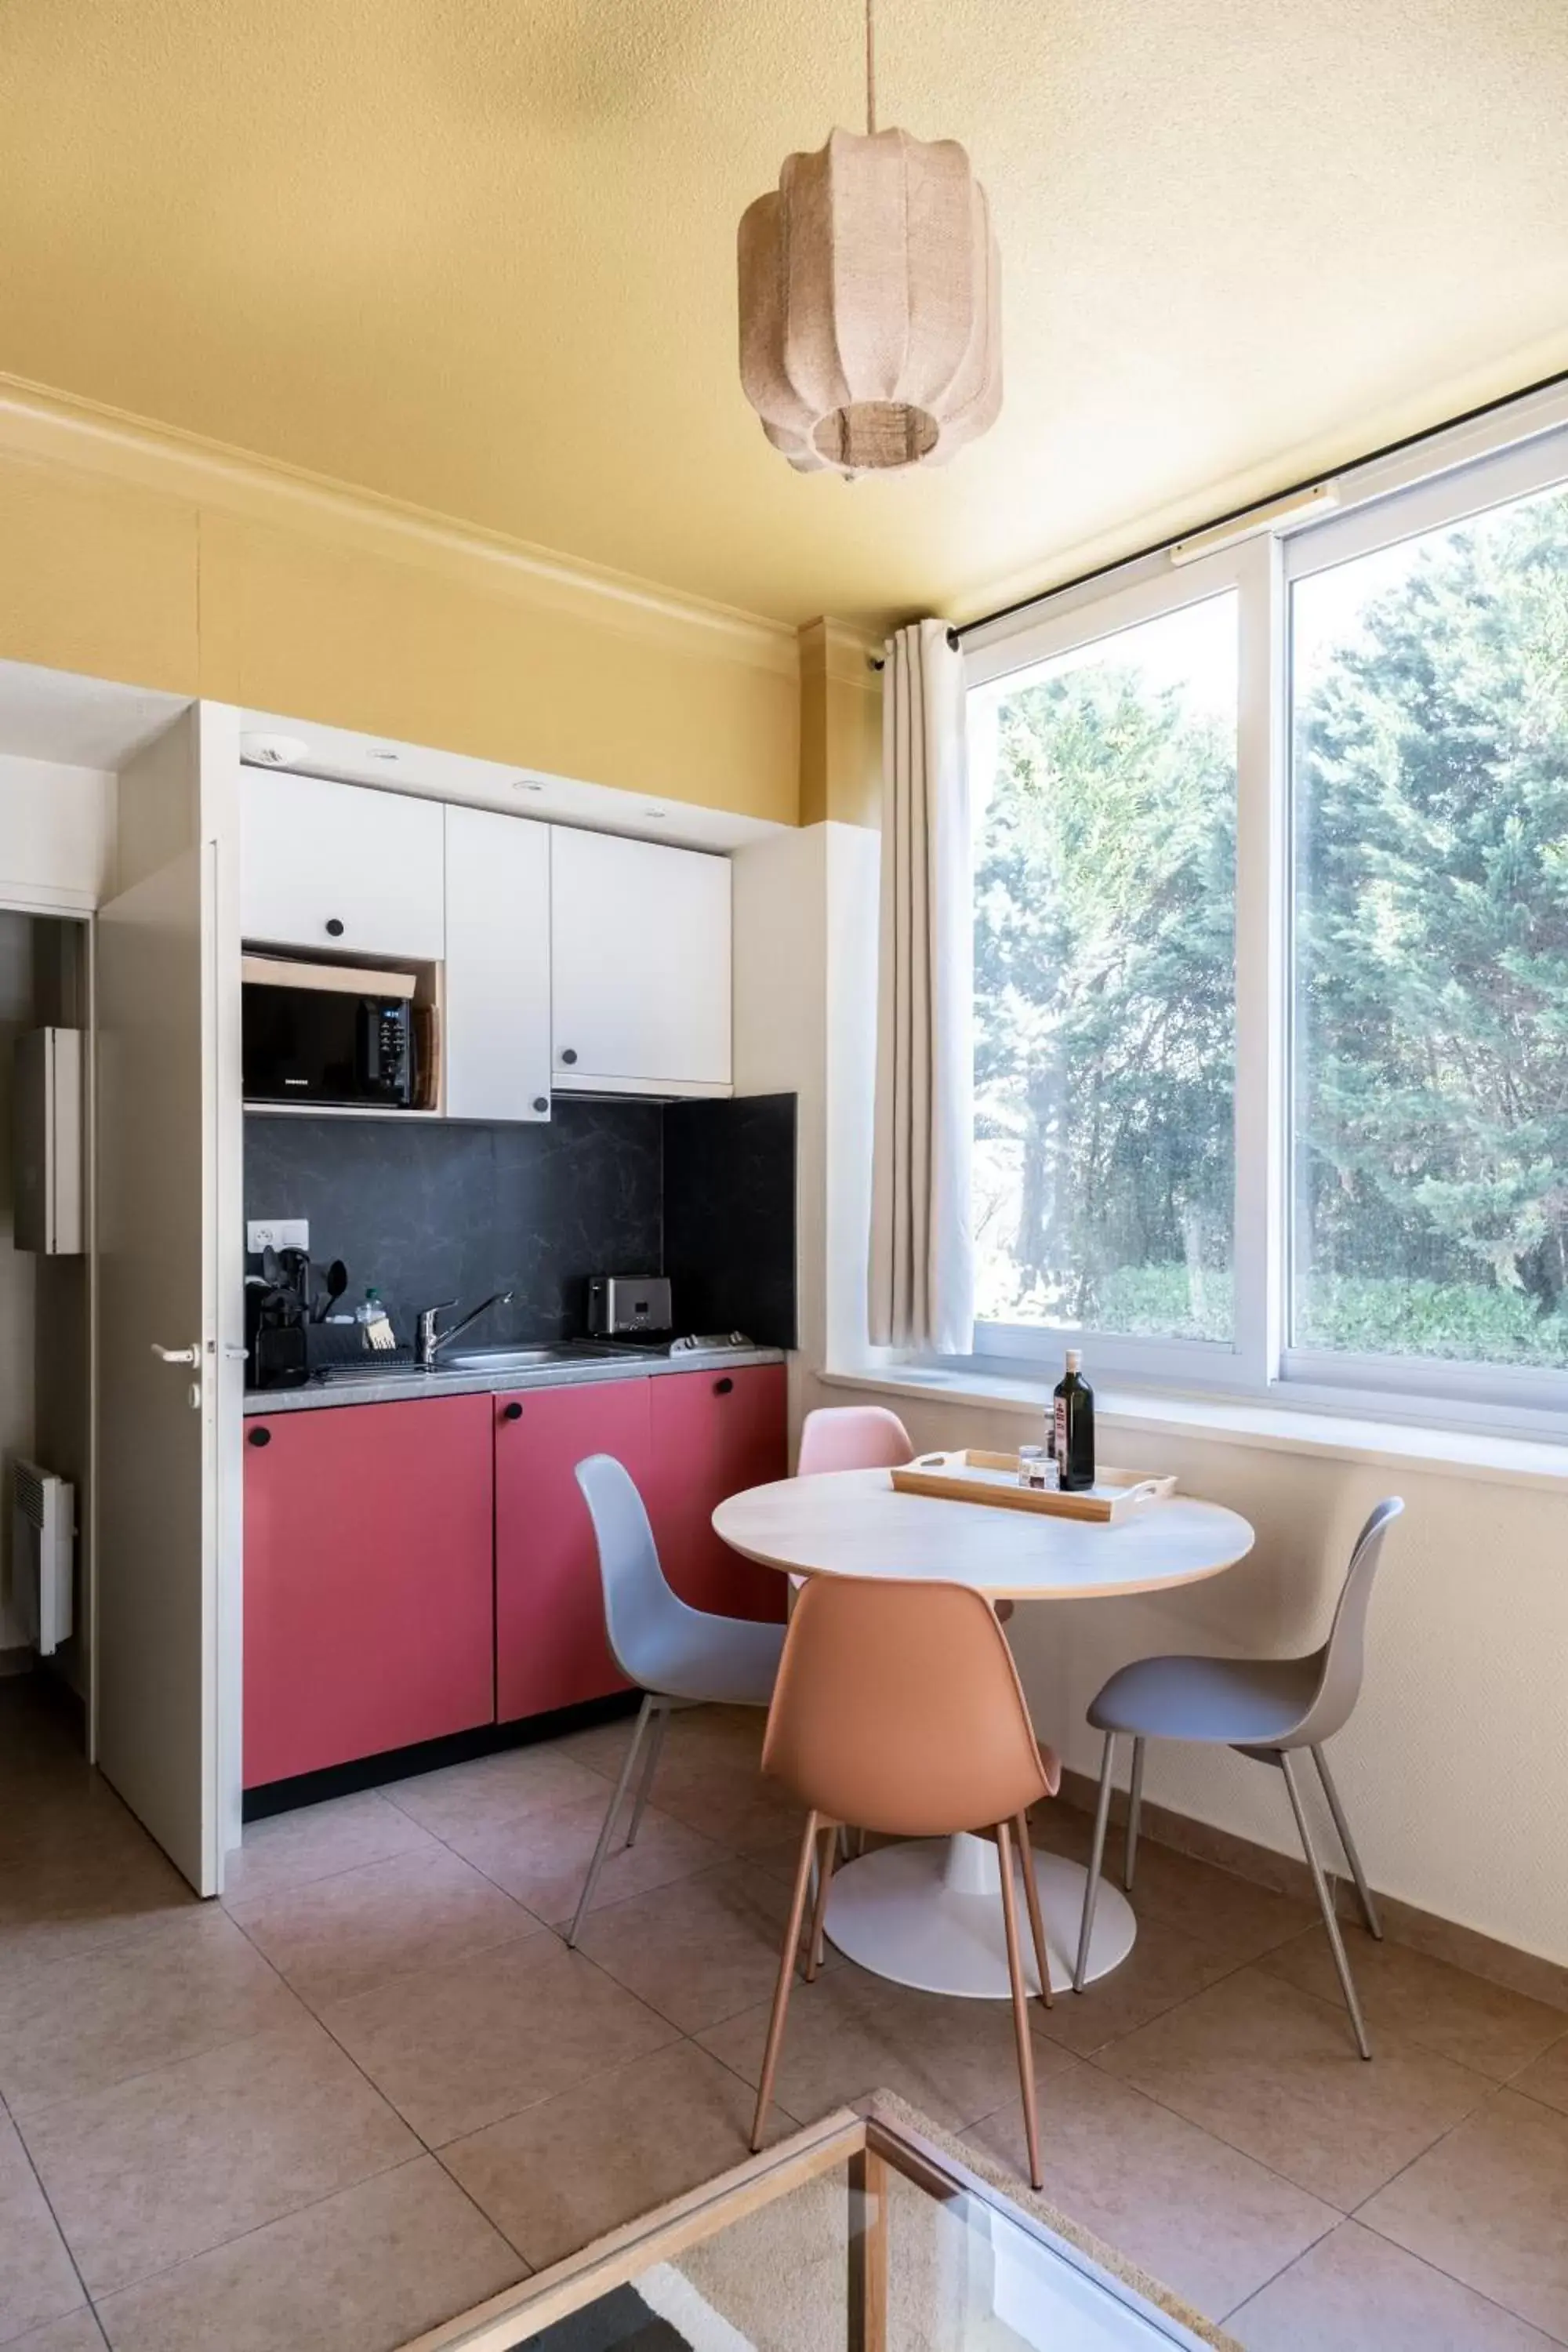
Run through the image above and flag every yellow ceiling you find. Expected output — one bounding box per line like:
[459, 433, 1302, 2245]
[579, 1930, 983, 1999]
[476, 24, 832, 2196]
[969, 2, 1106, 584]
[2, 1, 1566, 630]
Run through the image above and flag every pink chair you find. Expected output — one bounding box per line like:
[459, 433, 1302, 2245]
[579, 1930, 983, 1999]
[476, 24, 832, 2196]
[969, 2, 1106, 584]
[797, 1404, 1015, 1634]
[797, 1404, 913, 1476]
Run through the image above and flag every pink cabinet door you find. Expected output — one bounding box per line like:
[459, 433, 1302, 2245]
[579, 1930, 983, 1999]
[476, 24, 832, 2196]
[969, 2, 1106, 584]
[243, 1395, 495, 1788]
[647, 1365, 787, 1623]
[495, 1379, 648, 1723]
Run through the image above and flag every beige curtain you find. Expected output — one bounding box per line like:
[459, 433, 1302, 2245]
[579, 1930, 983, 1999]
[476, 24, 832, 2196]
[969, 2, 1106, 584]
[869, 619, 975, 1356]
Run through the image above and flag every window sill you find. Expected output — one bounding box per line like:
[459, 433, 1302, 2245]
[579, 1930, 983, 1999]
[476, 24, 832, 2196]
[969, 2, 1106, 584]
[818, 1362, 1568, 1495]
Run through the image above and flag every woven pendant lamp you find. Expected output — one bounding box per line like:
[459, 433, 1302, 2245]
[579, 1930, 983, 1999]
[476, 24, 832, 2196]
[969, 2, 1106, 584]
[738, 0, 1001, 476]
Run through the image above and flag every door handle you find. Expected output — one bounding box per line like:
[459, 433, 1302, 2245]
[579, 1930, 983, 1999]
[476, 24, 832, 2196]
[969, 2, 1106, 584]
[151, 1342, 201, 1366]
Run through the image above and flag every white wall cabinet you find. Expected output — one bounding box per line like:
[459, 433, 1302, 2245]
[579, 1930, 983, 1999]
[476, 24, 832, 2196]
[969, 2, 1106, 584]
[550, 829, 731, 1095]
[240, 771, 445, 961]
[444, 806, 551, 1123]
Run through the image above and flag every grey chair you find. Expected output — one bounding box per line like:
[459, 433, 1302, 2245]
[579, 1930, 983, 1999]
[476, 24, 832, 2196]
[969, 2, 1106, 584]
[566, 1453, 785, 1946]
[1073, 1497, 1403, 2056]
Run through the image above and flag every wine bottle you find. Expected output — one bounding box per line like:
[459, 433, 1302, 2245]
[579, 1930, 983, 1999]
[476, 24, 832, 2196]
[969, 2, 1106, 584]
[1053, 1350, 1095, 1491]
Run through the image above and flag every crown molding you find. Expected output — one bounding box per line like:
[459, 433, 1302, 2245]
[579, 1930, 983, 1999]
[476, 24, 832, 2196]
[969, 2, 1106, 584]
[798, 615, 884, 686]
[0, 372, 799, 679]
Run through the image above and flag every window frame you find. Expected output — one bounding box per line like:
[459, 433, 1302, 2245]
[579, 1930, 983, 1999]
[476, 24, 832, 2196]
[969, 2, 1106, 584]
[965, 536, 1277, 1396]
[949, 399, 1568, 1436]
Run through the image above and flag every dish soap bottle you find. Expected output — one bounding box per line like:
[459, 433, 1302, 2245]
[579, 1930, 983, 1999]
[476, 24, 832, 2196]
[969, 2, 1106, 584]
[1053, 1350, 1095, 1491]
[355, 1287, 397, 1352]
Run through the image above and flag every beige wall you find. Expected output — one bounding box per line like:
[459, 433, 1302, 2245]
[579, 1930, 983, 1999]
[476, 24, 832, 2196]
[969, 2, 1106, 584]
[739, 818, 1568, 1972]
[798, 621, 883, 830]
[0, 390, 800, 826]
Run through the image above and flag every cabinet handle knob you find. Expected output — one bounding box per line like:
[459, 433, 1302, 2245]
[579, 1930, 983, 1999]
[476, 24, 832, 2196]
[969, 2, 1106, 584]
[532, 1096, 549, 1114]
[248, 1425, 272, 1447]
[560, 1047, 578, 1066]
[325, 917, 345, 938]
[714, 1376, 734, 1395]
[503, 1401, 524, 1421]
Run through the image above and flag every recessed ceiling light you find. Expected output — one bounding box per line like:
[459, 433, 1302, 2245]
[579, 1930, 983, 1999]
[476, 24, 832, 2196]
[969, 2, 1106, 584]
[367, 747, 400, 764]
[239, 731, 310, 768]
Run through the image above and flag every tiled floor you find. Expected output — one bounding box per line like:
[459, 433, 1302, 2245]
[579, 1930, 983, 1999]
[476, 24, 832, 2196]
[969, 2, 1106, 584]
[3, 1682, 1567, 2350]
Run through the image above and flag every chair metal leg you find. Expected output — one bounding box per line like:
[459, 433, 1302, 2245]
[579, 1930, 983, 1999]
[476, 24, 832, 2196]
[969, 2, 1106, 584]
[567, 1693, 655, 1947]
[1123, 1736, 1146, 1891]
[1073, 1730, 1118, 1992]
[1014, 1811, 1054, 2007]
[753, 1810, 819, 2151]
[1281, 1751, 1372, 2059]
[1312, 1744, 1382, 1940]
[805, 1823, 836, 1984]
[996, 1819, 1043, 2189]
[625, 1698, 669, 1849]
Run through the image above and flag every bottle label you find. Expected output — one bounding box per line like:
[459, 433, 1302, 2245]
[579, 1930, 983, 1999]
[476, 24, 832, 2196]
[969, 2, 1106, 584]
[1054, 1396, 1068, 1462]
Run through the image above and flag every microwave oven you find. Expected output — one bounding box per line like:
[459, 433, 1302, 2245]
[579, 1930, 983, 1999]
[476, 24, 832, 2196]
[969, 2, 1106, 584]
[241, 956, 418, 1109]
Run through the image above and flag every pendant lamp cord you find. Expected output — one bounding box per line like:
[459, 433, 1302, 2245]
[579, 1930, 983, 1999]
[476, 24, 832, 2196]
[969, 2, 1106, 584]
[865, 0, 877, 133]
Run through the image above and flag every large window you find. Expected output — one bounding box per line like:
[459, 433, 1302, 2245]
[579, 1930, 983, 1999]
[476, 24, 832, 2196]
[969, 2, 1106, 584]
[973, 597, 1237, 1345]
[961, 408, 1568, 1425]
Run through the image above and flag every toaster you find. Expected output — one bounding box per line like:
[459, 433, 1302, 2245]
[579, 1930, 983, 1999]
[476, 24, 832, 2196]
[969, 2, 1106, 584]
[586, 1276, 673, 1337]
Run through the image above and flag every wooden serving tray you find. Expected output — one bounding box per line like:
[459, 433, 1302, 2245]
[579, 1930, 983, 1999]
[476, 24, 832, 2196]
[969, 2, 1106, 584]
[891, 1450, 1178, 1523]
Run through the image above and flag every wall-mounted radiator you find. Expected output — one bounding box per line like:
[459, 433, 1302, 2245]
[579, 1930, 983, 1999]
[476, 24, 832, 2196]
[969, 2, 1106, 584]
[9, 1461, 74, 1656]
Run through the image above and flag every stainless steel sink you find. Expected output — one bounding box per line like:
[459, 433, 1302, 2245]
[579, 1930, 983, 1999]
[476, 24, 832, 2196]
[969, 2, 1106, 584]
[439, 1342, 626, 1372]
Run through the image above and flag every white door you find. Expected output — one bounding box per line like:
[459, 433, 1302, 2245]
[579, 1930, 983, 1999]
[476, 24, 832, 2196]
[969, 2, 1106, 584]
[445, 806, 552, 1123]
[96, 842, 223, 1893]
[240, 769, 445, 960]
[551, 829, 731, 1094]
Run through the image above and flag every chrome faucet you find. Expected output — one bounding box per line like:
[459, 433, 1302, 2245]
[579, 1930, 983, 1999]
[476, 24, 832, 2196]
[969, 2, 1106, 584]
[415, 1290, 515, 1370]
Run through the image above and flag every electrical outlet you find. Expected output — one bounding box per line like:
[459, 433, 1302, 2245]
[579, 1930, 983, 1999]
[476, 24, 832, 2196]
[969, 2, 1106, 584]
[247, 1219, 310, 1254]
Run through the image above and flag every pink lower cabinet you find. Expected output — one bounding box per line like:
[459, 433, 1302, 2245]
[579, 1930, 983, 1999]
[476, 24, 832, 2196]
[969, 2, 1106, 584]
[243, 1394, 495, 1788]
[494, 1378, 648, 1722]
[646, 1364, 788, 1623]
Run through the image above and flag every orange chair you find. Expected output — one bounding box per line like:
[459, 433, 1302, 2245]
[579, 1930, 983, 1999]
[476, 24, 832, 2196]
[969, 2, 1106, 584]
[797, 1403, 914, 1476]
[751, 1575, 1061, 2187]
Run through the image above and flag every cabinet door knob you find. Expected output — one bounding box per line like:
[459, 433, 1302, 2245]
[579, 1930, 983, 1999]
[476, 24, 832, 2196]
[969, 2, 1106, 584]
[325, 917, 345, 938]
[714, 1376, 734, 1396]
[532, 1096, 549, 1114]
[560, 1047, 578, 1066]
[247, 1425, 272, 1447]
[502, 1400, 524, 1421]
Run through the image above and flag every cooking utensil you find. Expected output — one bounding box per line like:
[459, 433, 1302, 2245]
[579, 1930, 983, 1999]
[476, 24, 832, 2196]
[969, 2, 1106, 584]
[314, 1259, 347, 1323]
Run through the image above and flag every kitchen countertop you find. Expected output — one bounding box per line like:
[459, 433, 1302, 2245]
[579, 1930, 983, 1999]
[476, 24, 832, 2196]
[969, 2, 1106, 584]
[243, 1344, 787, 1414]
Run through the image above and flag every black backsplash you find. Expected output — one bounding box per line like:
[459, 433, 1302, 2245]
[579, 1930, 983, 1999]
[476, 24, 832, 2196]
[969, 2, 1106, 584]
[664, 1094, 797, 1347]
[243, 1094, 795, 1349]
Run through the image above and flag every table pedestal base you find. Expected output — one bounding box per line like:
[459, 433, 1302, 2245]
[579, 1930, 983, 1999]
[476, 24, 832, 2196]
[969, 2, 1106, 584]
[824, 1831, 1134, 1998]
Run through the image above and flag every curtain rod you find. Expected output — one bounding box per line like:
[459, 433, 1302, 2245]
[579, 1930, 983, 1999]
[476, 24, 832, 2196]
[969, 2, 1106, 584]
[869, 361, 1568, 669]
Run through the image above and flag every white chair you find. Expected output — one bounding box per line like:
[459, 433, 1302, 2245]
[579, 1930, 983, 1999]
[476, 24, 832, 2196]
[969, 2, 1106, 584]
[1073, 1497, 1403, 2056]
[566, 1453, 785, 1945]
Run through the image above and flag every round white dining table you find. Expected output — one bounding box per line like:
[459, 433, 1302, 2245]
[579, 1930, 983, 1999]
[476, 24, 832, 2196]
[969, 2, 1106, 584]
[712, 1466, 1255, 2000]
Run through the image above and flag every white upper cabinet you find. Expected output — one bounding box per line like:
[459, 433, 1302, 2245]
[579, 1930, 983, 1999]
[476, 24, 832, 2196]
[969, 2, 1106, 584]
[240, 770, 445, 960]
[444, 805, 551, 1123]
[550, 829, 731, 1094]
